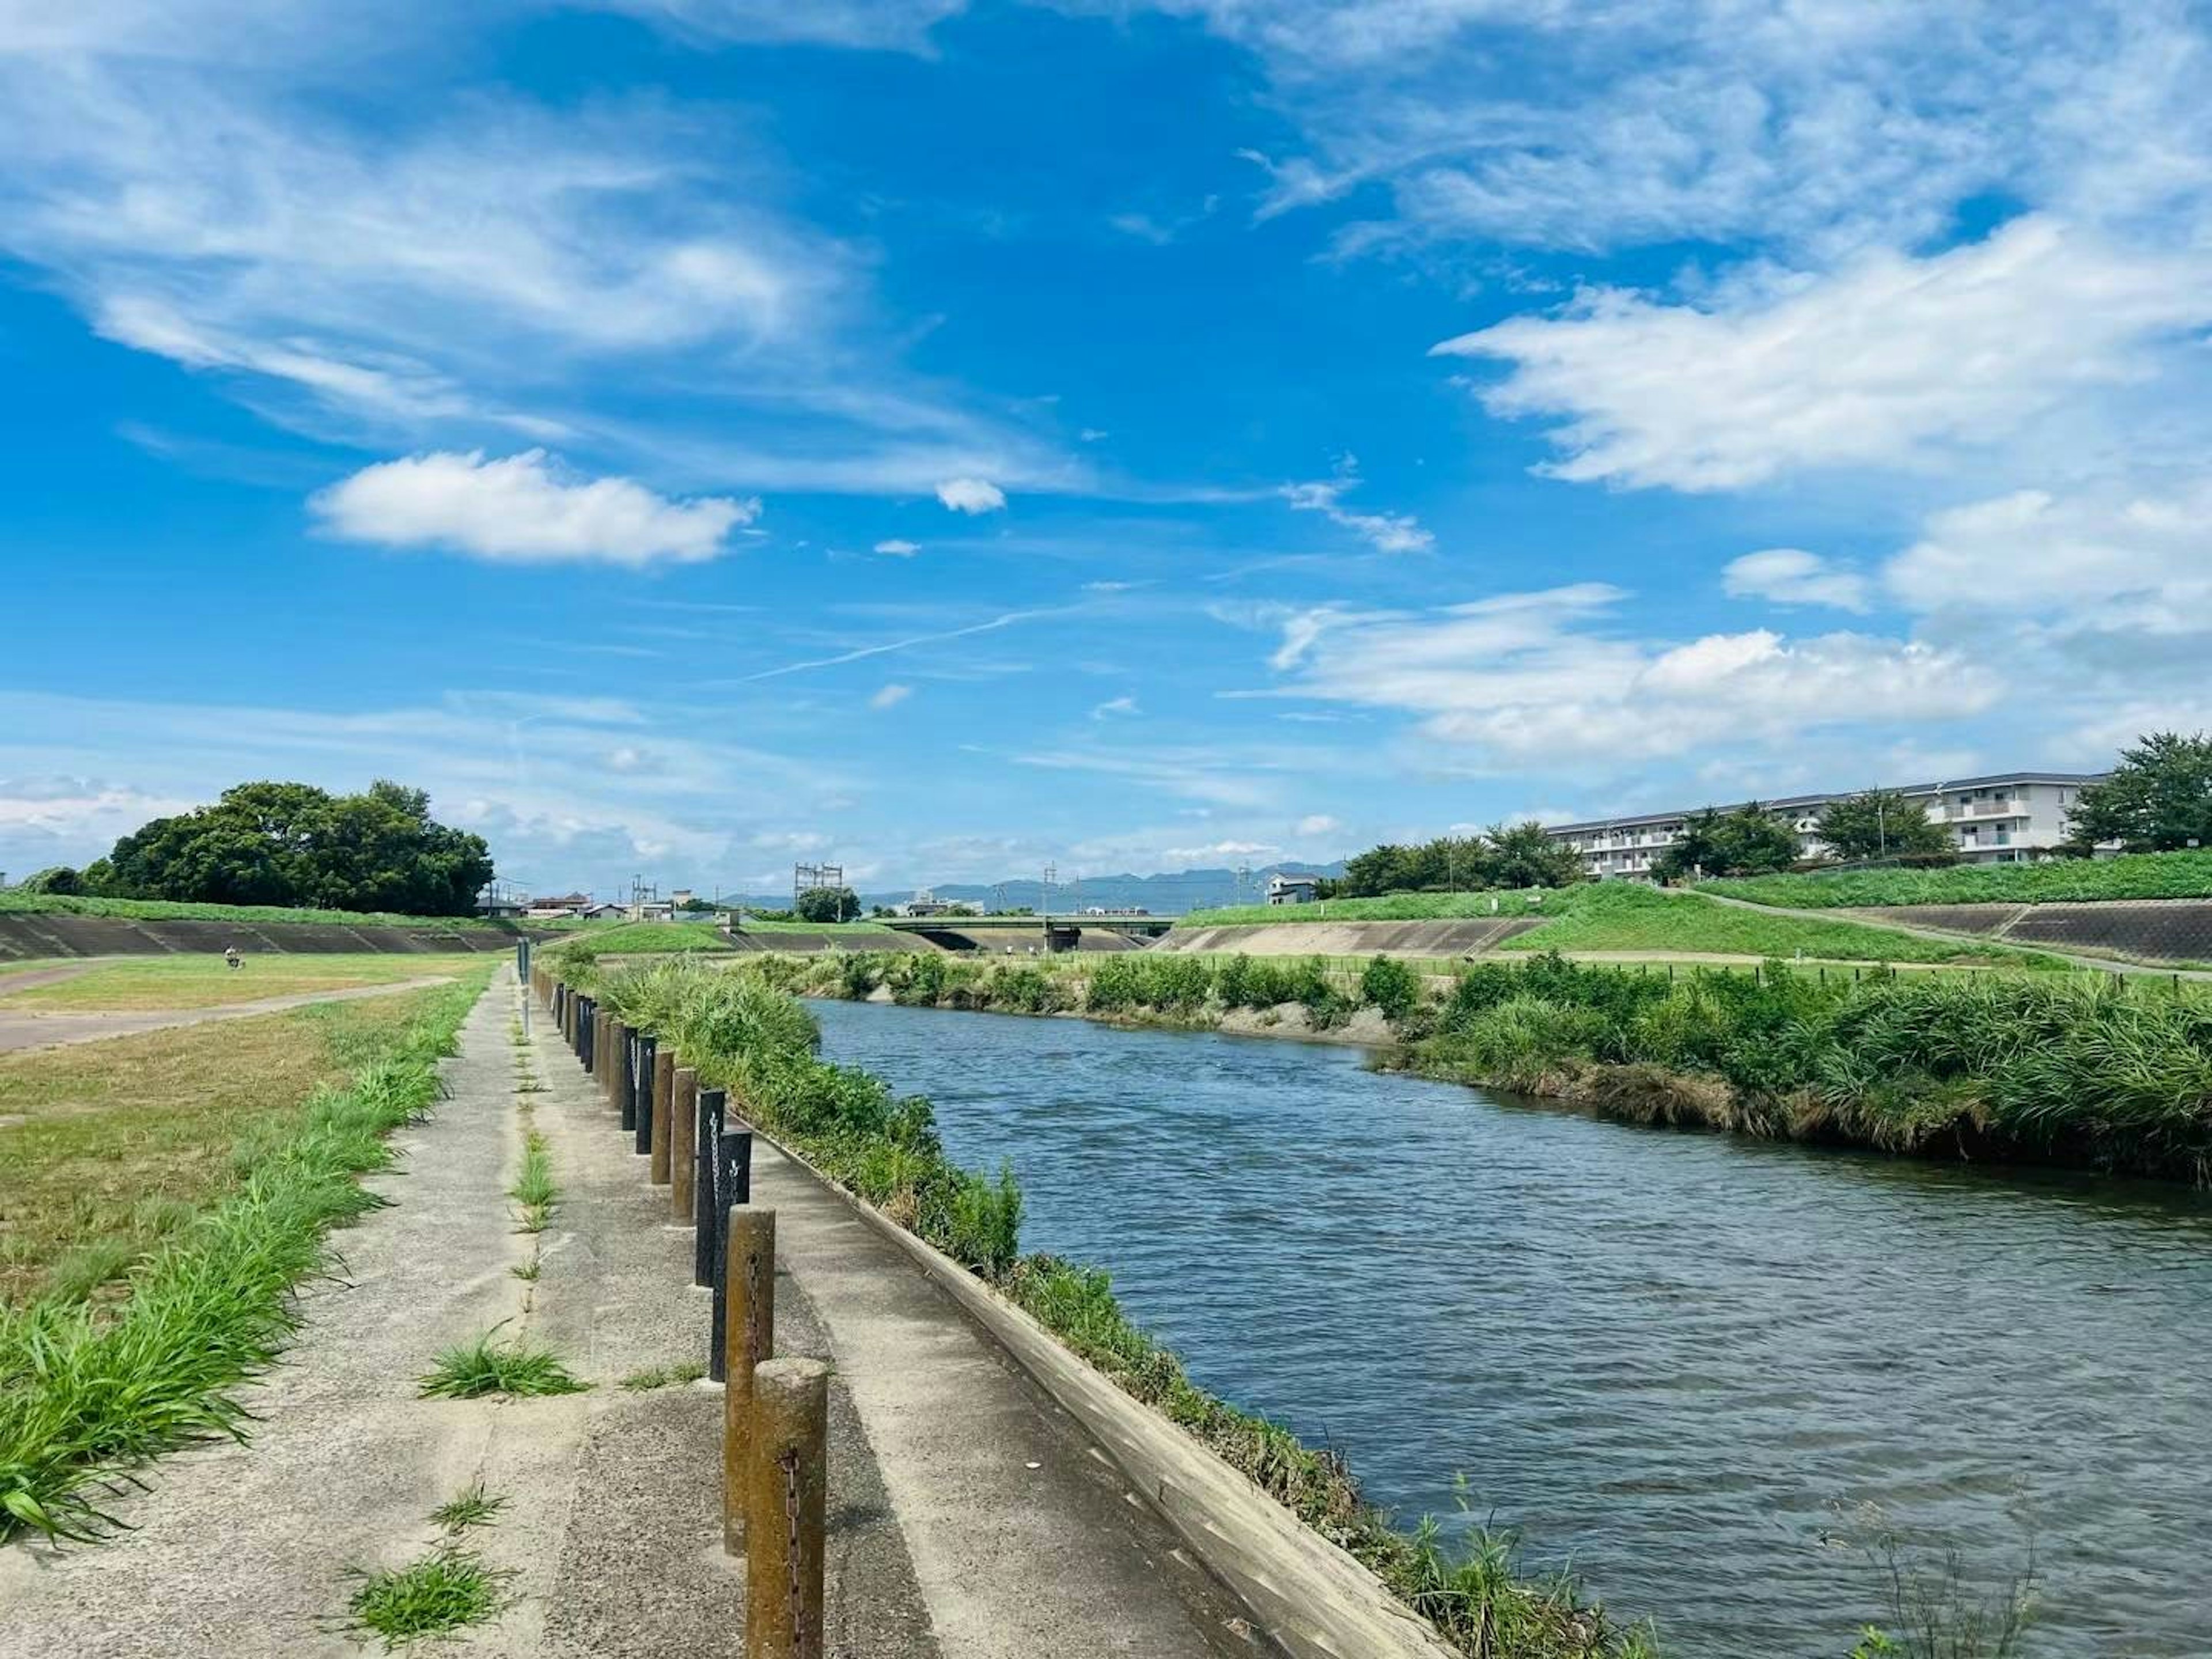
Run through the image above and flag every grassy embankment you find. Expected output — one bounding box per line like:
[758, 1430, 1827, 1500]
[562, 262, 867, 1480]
[0, 968, 491, 1538]
[560, 948, 1660, 1659]
[0, 889, 568, 931]
[567, 918, 910, 957]
[0, 952, 484, 1012]
[1707, 849, 2212, 909]
[1177, 883, 2062, 968]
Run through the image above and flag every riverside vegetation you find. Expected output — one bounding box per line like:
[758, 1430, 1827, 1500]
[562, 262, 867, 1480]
[766, 946, 2212, 1183]
[0, 974, 488, 1540]
[560, 947, 1661, 1659]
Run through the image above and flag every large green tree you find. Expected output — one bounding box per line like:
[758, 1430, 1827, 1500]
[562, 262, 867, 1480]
[794, 885, 861, 923]
[1815, 789, 1953, 861]
[97, 779, 493, 916]
[1328, 822, 1584, 897]
[1652, 803, 1802, 881]
[2067, 732, 2212, 852]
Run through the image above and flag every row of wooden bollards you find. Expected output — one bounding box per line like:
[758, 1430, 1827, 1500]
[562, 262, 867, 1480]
[531, 965, 828, 1659]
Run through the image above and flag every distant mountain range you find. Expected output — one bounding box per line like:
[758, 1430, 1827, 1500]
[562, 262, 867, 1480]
[715, 861, 1345, 917]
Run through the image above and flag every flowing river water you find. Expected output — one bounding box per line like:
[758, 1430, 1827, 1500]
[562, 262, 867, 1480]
[808, 998, 2212, 1658]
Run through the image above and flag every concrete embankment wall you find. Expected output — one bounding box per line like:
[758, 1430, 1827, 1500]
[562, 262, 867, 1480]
[0, 911, 533, 961]
[1153, 917, 1543, 958]
[1853, 899, 2212, 964]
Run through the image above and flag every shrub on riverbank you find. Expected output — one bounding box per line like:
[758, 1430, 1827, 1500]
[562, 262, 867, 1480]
[575, 953, 1660, 1659]
[1402, 954, 2212, 1181]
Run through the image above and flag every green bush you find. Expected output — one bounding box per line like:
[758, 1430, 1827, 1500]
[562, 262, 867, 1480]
[1359, 955, 1422, 1022]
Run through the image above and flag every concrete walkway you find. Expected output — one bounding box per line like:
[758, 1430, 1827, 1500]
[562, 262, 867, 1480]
[0, 975, 459, 1054]
[752, 1135, 1266, 1659]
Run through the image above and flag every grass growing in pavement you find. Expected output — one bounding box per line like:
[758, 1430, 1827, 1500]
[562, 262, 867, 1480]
[509, 1130, 556, 1234]
[0, 981, 490, 1306]
[0, 979, 484, 1541]
[0, 952, 484, 1012]
[508, 1259, 541, 1282]
[429, 1483, 507, 1533]
[619, 1360, 706, 1392]
[346, 1546, 512, 1648]
[418, 1330, 588, 1399]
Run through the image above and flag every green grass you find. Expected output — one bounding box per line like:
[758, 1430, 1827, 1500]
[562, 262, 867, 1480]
[429, 1482, 506, 1533]
[1707, 849, 2212, 909]
[0, 888, 551, 931]
[0, 951, 484, 1012]
[1177, 884, 2060, 968]
[619, 1360, 706, 1391]
[732, 916, 907, 939]
[1504, 885, 2061, 967]
[578, 920, 737, 954]
[347, 1546, 511, 1647]
[418, 1330, 588, 1399]
[508, 1259, 541, 1282]
[0, 983, 481, 1541]
[509, 1131, 556, 1213]
[1180, 890, 1568, 926]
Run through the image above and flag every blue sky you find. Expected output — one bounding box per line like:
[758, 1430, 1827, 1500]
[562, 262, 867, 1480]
[5, 2, 2211, 898]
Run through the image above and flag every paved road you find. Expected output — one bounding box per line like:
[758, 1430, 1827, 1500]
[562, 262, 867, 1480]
[0, 976, 457, 1054]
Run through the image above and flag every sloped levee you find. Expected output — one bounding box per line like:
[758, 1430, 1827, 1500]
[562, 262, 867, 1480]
[1152, 918, 1544, 958]
[0, 912, 532, 961]
[1858, 899, 2212, 964]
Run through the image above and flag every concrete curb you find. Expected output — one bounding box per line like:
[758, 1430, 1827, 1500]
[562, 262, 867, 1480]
[746, 1123, 1460, 1659]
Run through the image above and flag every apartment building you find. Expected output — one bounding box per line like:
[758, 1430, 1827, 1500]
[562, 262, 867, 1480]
[1545, 771, 2107, 881]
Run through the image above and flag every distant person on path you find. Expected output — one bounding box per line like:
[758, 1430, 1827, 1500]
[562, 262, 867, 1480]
[224, 945, 242, 971]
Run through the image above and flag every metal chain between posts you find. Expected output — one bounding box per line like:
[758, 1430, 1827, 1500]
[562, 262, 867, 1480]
[781, 1448, 807, 1658]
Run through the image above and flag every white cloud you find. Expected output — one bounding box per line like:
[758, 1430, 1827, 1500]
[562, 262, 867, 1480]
[1435, 217, 2212, 492]
[1260, 585, 1995, 766]
[1282, 459, 1433, 552]
[1887, 485, 2212, 626]
[873, 538, 921, 557]
[599, 1, 967, 51]
[935, 477, 1007, 514]
[1090, 695, 1141, 719]
[1722, 548, 1872, 613]
[869, 684, 913, 710]
[312, 450, 755, 566]
[1172, 3, 2212, 260]
[1293, 813, 1342, 836]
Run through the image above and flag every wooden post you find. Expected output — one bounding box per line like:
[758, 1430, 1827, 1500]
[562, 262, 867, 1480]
[722, 1207, 777, 1554]
[708, 1129, 753, 1381]
[694, 1088, 726, 1286]
[670, 1067, 698, 1218]
[745, 1358, 828, 1659]
[650, 1047, 676, 1183]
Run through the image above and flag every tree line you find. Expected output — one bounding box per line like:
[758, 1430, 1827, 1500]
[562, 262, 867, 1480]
[16, 780, 494, 917]
[1328, 732, 2212, 890]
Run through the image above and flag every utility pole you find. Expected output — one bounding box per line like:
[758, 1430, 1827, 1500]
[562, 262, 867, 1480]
[1041, 862, 1056, 918]
[1235, 862, 1249, 906]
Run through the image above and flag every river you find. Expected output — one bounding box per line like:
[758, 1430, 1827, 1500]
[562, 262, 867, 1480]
[808, 998, 2211, 1657]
